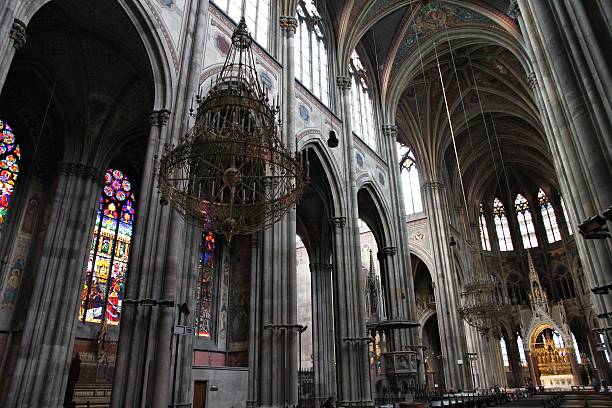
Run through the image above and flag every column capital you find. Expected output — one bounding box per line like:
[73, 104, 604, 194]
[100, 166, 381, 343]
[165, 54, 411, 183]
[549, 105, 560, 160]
[527, 71, 538, 90]
[279, 16, 298, 33]
[422, 181, 445, 191]
[329, 216, 346, 229]
[507, 0, 520, 19]
[377, 246, 397, 260]
[310, 262, 332, 273]
[10, 19, 27, 50]
[382, 124, 398, 138]
[58, 162, 103, 183]
[150, 109, 171, 127]
[336, 76, 351, 91]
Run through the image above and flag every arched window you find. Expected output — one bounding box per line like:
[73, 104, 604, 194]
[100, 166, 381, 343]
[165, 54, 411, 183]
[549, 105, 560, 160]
[493, 197, 513, 251]
[212, 0, 270, 49]
[195, 230, 217, 337]
[0, 120, 20, 226]
[552, 331, 564, 349]
[80, 169, 135, 324]
[479, 203, 491, 251]
[560, 196, 573, 235]
[507, 273, 527, 305]
[349, 50, 377, 151]
[537, 189, 561, 243]
[295, 0, 330, 106]
[571, 333, 581, 364]
[554, 267, 575, 300]
[517, 335, 527, 367]
[398, 143, 423, 215]
[500, 337, 510, 367]
[515, 194, 538, 249]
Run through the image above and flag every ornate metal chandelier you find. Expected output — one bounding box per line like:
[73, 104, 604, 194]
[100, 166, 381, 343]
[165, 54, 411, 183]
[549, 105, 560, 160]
[459, 253, 512, 334]
[159, 18, 305, 239]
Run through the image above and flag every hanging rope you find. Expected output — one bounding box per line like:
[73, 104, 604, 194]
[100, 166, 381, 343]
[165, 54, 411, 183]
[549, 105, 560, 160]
[433, 40, 470, 219]
[467, 53, 514, 203]
[444, 25, 473, 150]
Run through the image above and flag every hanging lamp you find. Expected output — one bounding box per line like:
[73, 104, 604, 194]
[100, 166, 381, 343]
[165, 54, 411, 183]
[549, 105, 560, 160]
[159, 18, 305, 240]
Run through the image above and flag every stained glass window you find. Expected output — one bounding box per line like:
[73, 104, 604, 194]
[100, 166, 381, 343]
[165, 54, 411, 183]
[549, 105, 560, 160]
[295, 0, 330, 105]
[493, 197, 513, 251]
[500, 337, 510, 367]
[0, 120, 20, 226]
[349, 50, 377, 151]
[212, 0, 270, 50]
[560, 196, 573, 235]
[195, 230, 217, 337]
[479, 203, 491, 251]
[515, 194, 538, 249]
[398, 144, 423, 215]
[80, 169, 135, 325]
[537, 189, 561, 243]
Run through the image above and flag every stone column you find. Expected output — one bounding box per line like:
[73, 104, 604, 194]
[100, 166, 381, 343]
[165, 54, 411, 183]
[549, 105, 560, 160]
[507, 334, 525, 387]
[516, 0, 612, 321]
[250, 15, 300, 408]
[421, 181, 469, 390]
[335, 72, 372, 406]
[376, 247, 406, 324]
[0, 18, 26, 92]
[330, 216, 372, 407]
[380, 124, 419, 350]
[111, 109, 170, 407]
[5, 163, 101, 407]
[311, 262, 336, 404]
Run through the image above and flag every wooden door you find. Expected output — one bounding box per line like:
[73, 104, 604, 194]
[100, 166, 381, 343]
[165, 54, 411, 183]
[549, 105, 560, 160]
[193, 381, 207, 408]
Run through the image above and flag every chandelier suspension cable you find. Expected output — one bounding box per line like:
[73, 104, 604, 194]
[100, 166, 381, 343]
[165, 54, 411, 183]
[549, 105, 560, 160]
[444, 25, 473, 150]
[467, 52, 513, 207]
[433, 40, 470, 224]
[411, 24, 426, 153]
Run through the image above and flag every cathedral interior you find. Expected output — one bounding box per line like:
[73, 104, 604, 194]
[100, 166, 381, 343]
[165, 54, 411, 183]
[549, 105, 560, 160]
[0, 0, 610, 407]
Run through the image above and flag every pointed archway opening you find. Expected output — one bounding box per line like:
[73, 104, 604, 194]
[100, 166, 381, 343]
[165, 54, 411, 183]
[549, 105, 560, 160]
[528, 325, 576, 389]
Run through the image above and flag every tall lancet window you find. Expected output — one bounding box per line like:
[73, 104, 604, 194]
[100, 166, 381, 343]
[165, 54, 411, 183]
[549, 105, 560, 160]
[80, 169, 135, 324]
[295, 0, 330, 105]
[0, 119, 20, 226]
[349, 50, 377, 151]
[493, 197, 513, 251]
[538, 188, 561, 243]
[196, 230, 218, 337]
[479, 203, 491, 251]
[515, 194, 538, 249]
[212, 0, 270, 49]
[398, 143, 423, 214]
[500, 337, 510, 367]
[517, 335, 528, 366]
[560, 196, 573, 235]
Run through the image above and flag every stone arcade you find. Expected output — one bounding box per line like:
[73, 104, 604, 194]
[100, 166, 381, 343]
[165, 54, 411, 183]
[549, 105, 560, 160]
[0, 0, 610, 407]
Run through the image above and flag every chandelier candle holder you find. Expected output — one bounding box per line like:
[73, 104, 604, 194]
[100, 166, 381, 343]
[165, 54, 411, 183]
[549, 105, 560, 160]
[159, 18, 305, 240]
[459, 252, 512, 334]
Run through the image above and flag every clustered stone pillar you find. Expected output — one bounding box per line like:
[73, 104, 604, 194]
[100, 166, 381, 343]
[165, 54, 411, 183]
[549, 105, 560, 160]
[5, 163, 102, 407]
[249, 15, 300, 408]
[515, 0, 612, 332]
[0, 18, 26, 91]
[111, 109, 171, 408]
[421, 181, 469, 390]
[335, 72, 372, 406]
[311, 262, 336, 404]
